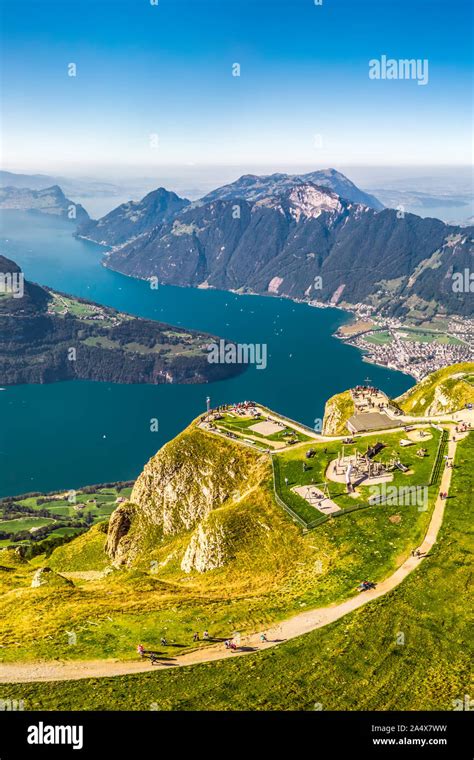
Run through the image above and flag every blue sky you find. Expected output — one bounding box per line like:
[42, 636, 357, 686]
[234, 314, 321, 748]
[1, 0, 472, 172]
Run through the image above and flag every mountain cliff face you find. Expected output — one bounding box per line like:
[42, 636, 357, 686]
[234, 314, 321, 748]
[322, 390, 355, 435]
[0, 185, 89, 221]
[201, 168, 384, 210]
[76, 187, 189, 245]
[0, 256, 244, 386]
[106, 426, 271, 570]
[103, 182, 473, 318]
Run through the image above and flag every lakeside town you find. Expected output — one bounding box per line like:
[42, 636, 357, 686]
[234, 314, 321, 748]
[335, 310, 473, 380]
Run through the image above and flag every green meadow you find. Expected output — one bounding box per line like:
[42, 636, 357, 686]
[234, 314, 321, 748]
[3, 433, 471, 711]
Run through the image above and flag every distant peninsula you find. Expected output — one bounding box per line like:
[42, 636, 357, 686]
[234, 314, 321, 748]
[0, 256, 244, 386]
[0, 185, 89, 222]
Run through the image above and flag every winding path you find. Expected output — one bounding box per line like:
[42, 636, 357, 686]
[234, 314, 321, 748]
[0, 428, 462, 684]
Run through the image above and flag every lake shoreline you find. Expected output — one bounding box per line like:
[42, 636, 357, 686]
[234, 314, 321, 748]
[0, 209, 415, 497]
[102, 253, 421, 381]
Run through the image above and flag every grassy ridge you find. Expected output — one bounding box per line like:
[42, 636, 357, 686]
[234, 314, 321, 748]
[395, 362, 474, 415]
[4, 434, 472, 711]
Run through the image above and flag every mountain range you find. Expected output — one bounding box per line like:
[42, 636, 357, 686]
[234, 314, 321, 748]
[75, 169, 473, 320]
[0, 170, 121, 198]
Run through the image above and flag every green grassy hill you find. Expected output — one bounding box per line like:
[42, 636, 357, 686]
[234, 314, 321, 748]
[395, 362, 474, 416]
[47, 523, 110, 573]
[3, 433, 472, 711]
[0, 419, 442, 664]
[0, 369, 471, 679]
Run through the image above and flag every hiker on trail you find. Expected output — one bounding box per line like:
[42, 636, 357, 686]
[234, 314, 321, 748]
[203, 630, 209, 640]
[193, 632, 199, 642]
[260, 633, 267, 643]
[137, 644, 145, 657]
[161, 637, 167, 646]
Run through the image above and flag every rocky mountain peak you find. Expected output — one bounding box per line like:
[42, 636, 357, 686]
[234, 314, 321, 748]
[254, 182, 345, 222]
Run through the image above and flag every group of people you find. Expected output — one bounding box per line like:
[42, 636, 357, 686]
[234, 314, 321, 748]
[192, 630, 210, 642]
[439, 491, 449, 500]
[224, 633, 267, 651]
[357, 580, 376, 592]
[137, 628, 270, 659]
[352, 385, 379, 396]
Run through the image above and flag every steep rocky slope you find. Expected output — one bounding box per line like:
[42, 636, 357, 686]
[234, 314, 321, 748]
[77, 187, 189, 246]
[322, 390, 355, 435]
[103, 181, 473, 319]
[106, 425, 271, 570]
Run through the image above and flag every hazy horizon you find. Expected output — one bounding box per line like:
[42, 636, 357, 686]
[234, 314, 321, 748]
[1, 0, 472, 170]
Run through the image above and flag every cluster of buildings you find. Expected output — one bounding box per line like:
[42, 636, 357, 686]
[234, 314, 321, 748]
[353, 331, 472, 380]
[339, 313, 473, 380]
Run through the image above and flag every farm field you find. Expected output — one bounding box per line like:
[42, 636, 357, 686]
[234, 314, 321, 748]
[364, 331, 392, 345]
[0, 517, 54, 534]
[0, 485, 133, 550]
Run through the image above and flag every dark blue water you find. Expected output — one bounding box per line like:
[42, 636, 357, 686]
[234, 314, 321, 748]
[0, 211, 413, 497]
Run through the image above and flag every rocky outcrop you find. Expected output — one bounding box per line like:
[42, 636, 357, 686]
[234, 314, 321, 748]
[322, 390, 354, 435]
[106, 425, 269, 568]
[179, 504, 267, 573]
[31, 567, 74, 588]
[181, 521, 228, 573]
[105, 502, 137, 567]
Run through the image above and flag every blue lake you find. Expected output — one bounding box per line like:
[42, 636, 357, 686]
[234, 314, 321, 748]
[0, 211, 413, 496]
